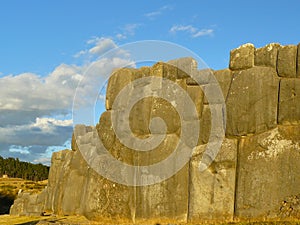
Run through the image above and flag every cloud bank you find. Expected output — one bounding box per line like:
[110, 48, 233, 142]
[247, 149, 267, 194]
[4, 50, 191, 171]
[170, 25, 214, 38]
[0, 38, 132, 165]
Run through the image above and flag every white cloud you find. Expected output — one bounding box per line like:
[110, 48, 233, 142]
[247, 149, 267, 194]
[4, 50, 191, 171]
[192, 29, 214, 38]
[88, 38, 117, 55]
[145, 5, 173, 19]
[145, 11, 161, 18]
[114, 23, 141, 40]
[0, 65, 82, 121]
[123, 23, 140, 36]
[170, 25, 197, 34]
[9, 146, 30, 155]
[0, 37, 134, 164]
[73, 50, 87, 58]
[33, 157, 51, 165]
[116, 33, 127, 40]
[32, 117, 73, 133]
[74, 37, 128, 58]
[170, 25, 214, 38]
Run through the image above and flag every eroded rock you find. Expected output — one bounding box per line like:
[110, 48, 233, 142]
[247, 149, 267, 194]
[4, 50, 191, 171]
[229, 43, 255, 70]
[235, 126, 300, 219]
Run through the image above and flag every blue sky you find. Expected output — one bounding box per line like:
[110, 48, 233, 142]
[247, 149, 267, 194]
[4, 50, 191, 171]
[0, 0, 299, 165]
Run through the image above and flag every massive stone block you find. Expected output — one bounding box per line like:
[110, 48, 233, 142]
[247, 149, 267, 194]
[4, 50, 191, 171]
[135, 164, 189, 222]
[71, 125, 135, 221]
[186, 69, 214, 85]
[255, 43, 280, 68]
[60, 150, 89, 215]
[235, 126, 300, 219]
[226, 66, 279, 136]
[168, 57, 198, 79]
[151, 62, 177, 81]
[203, 68, 233, 104]
[80, 168, 134, 222]
[186, 85, 204, 118]
[278, 78, 300, 125]
[105, 68, 136, 110]
[189, 138, 237, 222]
[44, 150, 73, 214]
[277, 45, 297, 78]
[96, 111, 116, 150]
[10, 191, 46, 216]
[70, 124, 190, 222]
[229, 43, 255, 70]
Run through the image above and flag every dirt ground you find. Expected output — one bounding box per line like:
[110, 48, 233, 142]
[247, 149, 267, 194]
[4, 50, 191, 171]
[1, 215, 300, 225]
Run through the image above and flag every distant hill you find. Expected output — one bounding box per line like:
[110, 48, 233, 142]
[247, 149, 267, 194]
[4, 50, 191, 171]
[0, 156, 49, 182]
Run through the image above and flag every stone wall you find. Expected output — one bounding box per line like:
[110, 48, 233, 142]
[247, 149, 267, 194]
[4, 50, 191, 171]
[10, 43, 300, 223]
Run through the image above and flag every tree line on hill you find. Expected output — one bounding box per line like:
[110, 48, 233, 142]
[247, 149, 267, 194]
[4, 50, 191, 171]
[0, 156, 49, 181]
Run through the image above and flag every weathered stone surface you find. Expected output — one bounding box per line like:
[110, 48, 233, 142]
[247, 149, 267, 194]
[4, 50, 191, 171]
[168, 57, 198, 79]
[129, 97, 153, 135]
[235, 126, 300, 219]
[189, 138, 237, 222]
[44, 150, 73, 214]
[105, 68, 135, 110]
[186, 69, 214, 85]
[62, 124, 189, 222]
[297, 43, 300, 78]
[254, 43, 280, 68]
[198, 105, 211, 144]
[278, 194, 300, 218]
[278, 78, 300, 125]
[60, 150, 89, 215]
[203, 69, 233, 104]
[150, 97, 180, 134]
[151, 62, 177, 81]
[186, 85, 204, 118]
[80, 168, 134, 222]
[10, 190, 46, 216]
[226, 66, 279, 136]
[277, 45, 297, 77]
[11, 45, 300, 223]
[96, 111, 116, 150]
[136, 164, 189, 222]
[134, 134, 179, 166]
[229, 43, 255, 70]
